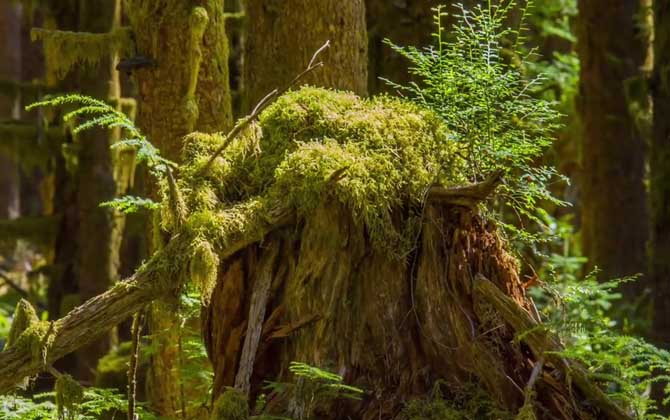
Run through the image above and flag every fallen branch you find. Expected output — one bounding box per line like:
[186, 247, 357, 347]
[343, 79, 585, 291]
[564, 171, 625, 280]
[473, 274, 631, 420]
[0, 204, 294, 394]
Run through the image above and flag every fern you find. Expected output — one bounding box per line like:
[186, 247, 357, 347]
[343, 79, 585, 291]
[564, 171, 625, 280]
[100, 195, 161, 214]
[26, 94, 169, 213]
[262, 362, 364, 420]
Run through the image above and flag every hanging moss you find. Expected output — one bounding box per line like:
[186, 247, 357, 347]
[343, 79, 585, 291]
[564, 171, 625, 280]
[5, 299, 39, 350]
[183, 7, 210, 132]
[14, 320, 57, 365]
[31, 27, 134, 81]
[179, 87, 465, 254]
[55, 374, 84, 420]
[189, 238, 219, 305]
[211, 388, 249, 420]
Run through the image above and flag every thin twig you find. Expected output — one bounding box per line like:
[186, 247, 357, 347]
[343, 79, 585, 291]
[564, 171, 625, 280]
[201, 40, 330, 173]
[128, 311, 144, 420]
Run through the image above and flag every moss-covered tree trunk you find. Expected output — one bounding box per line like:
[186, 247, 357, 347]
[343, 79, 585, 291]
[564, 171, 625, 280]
[576, 0, 648, 293]
[124, 0, 232, 415]
[0, 2, 22, 220]
[651, 1, 670, 349]
[243, 0, 368, 110]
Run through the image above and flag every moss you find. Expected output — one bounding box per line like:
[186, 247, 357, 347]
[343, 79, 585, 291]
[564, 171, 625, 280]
[14, 320, 57, 365]
[211, 388, 249, 420]
[398, 382, 513, 420]
[183, 7, 210, 132]
[189, 238, 219, 305]
[31, 27, 134, 82]
[5, 299, 39, 350]
[55, 374, 84, 420]
[180, 87, 464, 254]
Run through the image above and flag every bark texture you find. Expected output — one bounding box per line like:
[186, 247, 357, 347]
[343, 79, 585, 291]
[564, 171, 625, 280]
[651, 1, 670, 347]
[125, 1, 233, 415]
[0, 2, 22, 220]
[365, 0, 438, 94]
[576, 0, 648, 292]
[243, 0, 368, 110]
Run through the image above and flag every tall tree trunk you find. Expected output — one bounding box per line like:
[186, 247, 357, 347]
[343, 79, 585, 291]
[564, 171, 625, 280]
[651, 1, 670, 347]
[365, 0, 438, 95]
[576, 0, 648, 293]
[243, 0, 368, 111]
[72, 0, 124, 382]
[0, 2, 22, 221]
[125, 1, 232, 415]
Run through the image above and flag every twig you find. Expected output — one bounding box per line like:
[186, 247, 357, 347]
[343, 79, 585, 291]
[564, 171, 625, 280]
[0, 270, 29, 298]
[201, 40, 330, 173]
[127, 311, 144, 420]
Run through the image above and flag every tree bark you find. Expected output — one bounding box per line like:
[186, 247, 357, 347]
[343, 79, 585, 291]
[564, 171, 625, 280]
[576, 0, 649, 292]
[243, 0, 368, 111]
[651, 1, 670, 347]
[0, 1, 22, 221]
[125, 1, 233, 415]
[365, 0, 438, 94]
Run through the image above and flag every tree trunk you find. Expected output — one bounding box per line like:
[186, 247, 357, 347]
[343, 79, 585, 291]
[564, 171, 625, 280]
[0, 1, 22, 220]
[576, 0, 649, 293]
[365, 0, 438, 94]
[72, 0, 124, 382]
[243, 0, 368, 111]
[651, 1, 670, 347]
[125, 0, 232, 415]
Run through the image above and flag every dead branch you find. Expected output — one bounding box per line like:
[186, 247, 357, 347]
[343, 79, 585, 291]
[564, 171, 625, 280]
[201, 41, 330, 173]
[0, 204, 294, 394]
[427, 170, 503, 208]
[473, 274, 631, 420]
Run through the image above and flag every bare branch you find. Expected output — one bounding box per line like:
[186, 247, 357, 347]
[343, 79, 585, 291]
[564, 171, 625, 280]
[427, 170, 503, 207]
[201, 41, 330, 173]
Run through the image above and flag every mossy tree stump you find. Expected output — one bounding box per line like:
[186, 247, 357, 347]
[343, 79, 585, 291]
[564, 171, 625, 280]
[174, 87, 624, 419]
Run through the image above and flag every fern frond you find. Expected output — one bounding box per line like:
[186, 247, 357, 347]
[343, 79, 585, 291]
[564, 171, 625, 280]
[100, 196, 160, 214]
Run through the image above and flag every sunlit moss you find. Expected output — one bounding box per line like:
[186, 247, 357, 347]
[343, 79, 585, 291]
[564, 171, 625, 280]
[179, 87, 464, 254]
[5, 299, 39, 350]
[31, 27, 133, 82]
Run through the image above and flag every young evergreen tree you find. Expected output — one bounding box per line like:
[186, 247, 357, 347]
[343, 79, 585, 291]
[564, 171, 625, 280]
[576, 0, 649, 293]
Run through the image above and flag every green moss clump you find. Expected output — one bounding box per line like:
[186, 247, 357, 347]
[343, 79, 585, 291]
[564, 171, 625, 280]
[189, 238, 219, 305]
[31, 27, 134, 81]
[55, 374, 84, 420]
[14, 320, 57, 365]
[5, 299, 39, 350]
[398, 383, 513, 420]
[180, 87, 464, 254]
[211, 388, 249, 420]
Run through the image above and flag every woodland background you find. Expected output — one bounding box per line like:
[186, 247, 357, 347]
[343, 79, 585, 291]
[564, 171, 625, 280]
[0, 0, 669, 419]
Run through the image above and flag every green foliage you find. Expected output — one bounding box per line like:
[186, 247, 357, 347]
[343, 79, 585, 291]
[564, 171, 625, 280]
[0, 387, 159, 420]
[385, 1, 566, 243]
[26, 94, 168, 213]
[531, 238, 670, 418]
[261, 362, 364, 420]
[398, 382, 512, 420]
[100, 195, 161, 214]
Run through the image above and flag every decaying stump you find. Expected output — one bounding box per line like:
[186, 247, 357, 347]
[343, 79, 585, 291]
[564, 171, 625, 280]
[181, 87, 628, 419]
[0, 87, 629, 419]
